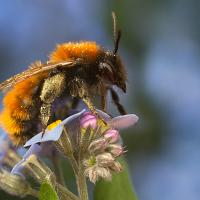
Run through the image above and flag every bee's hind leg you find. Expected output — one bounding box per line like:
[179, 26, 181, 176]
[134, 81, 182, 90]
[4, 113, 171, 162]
[40, 103, 52, 136]
[39, 73, 66, 136]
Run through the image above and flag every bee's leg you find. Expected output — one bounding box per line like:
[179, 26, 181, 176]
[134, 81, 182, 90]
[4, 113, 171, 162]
[82, 96, 107, 125]
[69, 77, 94, 111]
[100, 86, 108, 113]
[70, 77, 106, 124]
[40, 73, 66, 135]
[101, 94, 107, 112]
[110, 87, 127, 115]
[82, 96, 96, 113]
[40, 103, 52, 136]
[98, 76, 107, 113]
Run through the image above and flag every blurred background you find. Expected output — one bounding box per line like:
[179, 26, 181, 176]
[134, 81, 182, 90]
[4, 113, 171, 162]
[0, 0, 200, 200]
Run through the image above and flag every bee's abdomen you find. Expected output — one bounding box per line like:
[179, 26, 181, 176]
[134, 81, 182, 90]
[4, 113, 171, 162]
[49, 41, 102, 63]
[0, 74, 46, 145]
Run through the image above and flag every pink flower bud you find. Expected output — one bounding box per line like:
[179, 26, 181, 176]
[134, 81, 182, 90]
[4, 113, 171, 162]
[80, 112, 97, 129]
[108, 144, 124, 157]
[104, 129, 120, 143]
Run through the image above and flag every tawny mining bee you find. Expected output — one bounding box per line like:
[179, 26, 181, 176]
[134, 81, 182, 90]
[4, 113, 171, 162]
[0, 13, 127, 145]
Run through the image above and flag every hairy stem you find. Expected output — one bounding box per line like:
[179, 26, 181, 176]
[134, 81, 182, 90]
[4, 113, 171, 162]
[68, 156, 79, 175]
[56, 183, 79, 200]
[68, 153, 88, 199]
[28, 188, 39, 198]
[76, 167, 88, 200]
[51, 152, 66, 186]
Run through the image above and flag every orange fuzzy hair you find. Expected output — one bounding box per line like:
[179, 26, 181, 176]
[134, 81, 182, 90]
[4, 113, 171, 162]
[49, 41, 102, 63]
[0, 73, 47, 145]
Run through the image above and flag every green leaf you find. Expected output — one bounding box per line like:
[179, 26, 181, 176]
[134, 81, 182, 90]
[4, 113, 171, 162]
[39, 182, 59, 200]
[94, 157, 138, 200]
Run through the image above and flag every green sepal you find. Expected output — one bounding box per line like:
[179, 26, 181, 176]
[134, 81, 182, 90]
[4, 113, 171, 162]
[39, 182, 59, 200]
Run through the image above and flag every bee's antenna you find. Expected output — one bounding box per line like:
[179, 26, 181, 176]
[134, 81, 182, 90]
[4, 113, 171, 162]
[112, 12, 121, 55]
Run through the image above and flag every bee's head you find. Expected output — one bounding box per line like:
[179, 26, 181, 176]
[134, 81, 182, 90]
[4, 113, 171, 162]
[98, 12, 127, 92]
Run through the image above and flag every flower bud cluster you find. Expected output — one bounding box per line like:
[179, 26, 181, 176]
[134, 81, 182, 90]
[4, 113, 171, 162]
[81, 112, 124, 183]
[8, 109, 138, 194]
[0, 105, 138, 199]
[0, 170, 37, 198]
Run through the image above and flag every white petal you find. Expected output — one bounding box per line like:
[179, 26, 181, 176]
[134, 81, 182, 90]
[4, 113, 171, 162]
[24, 125, 63, 147]
[61, 109, 86, 125]
[108, 114, 139, 129]
[42, 125, 64, 141]
[11, 144, 41, 175]
[11, 160, 25, 176]
[96, 109, 111, 120]
[24, 133, 42, 147]
[23, 144, 42, 158]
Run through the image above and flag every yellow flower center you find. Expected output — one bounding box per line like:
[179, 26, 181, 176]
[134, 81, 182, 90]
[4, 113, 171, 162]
[88, 156, 96, 166]
[47, 120, 62, 131]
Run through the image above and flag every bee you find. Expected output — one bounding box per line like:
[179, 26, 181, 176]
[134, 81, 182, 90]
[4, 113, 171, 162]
[0, 12, 127, 146]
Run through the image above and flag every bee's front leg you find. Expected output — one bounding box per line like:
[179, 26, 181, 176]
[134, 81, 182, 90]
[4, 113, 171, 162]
[82, 96, 96, 113]
[69, 77, 107, 124]
[99, 84, 107, 113]
[82, 96, 107, 125]
[109, 87, 127, 115]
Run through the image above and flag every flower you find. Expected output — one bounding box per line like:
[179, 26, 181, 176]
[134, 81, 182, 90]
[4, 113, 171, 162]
[24, 109, 139, 147]
[104, 129, 120, 143]
[97, 109, 139, 130]
[23, 109, 139, 184]
[11, 142, 60, 184]
[80, 112, 97, 129]
[0, 135, 40, 198]
[24, 109, 86, 147]
[107, 144, 124, 157]
[11, 144, 42, 176]
[81, 110, 138, 183]
[88, 138, 108, 154]
[84, 165, 112, 183]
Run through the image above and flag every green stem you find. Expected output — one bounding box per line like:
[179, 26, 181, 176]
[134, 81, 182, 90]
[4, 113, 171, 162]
[76, 169, 88, 200]
[57, 183, 79, 200]
[68, 156, 88, 199]
[51, 153, 66, 186]
[28, 188, 39, 198]
[68, 156, 79, 175]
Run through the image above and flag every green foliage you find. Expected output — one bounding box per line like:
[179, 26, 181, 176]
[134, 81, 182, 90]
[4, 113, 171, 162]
[39, 183, 59, 200]
[93, 157, 138, 200]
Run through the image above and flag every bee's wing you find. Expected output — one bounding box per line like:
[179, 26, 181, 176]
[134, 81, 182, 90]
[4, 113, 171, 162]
[0, 60, 74, 90]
